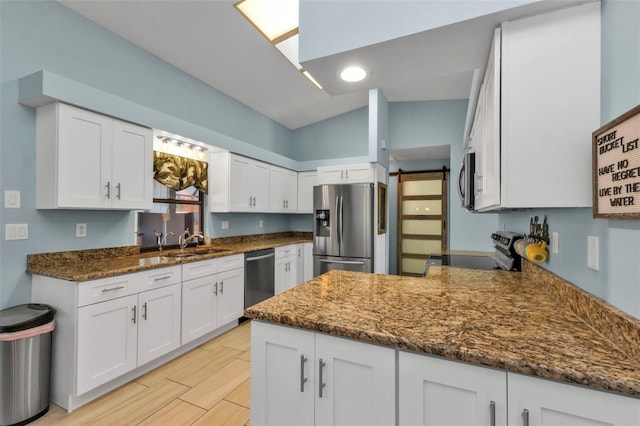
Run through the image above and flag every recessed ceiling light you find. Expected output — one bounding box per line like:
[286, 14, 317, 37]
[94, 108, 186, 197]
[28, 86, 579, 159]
[340, 66, 367, 82]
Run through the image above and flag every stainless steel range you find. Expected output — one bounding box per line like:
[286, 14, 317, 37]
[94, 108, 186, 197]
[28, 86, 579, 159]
[424, 231, 523, 274]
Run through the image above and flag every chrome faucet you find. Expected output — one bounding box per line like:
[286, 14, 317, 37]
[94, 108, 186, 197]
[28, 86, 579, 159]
[154, 230, 175, 253]
[179, 229, 203, 252]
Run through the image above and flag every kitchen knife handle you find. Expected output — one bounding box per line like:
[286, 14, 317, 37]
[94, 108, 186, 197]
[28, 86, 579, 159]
[300, 354, 308, 392]
[522, 409, 529, 426]
[489, 400, 495, 426]
[318, 359, 326, 398]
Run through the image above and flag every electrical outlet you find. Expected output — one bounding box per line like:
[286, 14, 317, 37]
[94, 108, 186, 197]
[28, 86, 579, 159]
[587, 236, 599, 270]
[259, 220, 263, 228]
[221, 221, 229, 230]
[76, 223, 87, 237]
[551, 232, 559, 254]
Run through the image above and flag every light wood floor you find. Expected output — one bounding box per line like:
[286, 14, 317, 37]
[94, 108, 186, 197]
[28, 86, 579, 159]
[33, 321, 252, 426]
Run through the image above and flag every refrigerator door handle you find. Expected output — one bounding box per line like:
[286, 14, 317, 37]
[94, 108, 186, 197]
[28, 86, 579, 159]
[317, 259, 365, 265]
[338, 196, 344, 249]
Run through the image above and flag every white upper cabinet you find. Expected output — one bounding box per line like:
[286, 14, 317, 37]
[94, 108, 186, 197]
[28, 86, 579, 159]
[36, 102, 152, 210]
[317, 164, 375, 185]
[473, 2, 600, 211]
[210, 152, 270, 212]
[269, 165, 298, 213]
[297, 171, 317, 213]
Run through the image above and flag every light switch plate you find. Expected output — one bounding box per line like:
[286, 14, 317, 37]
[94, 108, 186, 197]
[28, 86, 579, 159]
[4, 190, 20, 208]
[221, 221, 229, 230]
[587, 235, 599, 270]
[259, 220, 263, 228]
[6, 224, 28, 240]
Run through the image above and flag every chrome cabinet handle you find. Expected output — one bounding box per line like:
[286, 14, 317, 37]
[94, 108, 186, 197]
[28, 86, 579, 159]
[105, 181, 111, 199]
[345, 169, 349, 179]
[214, 282, 218, 296]
[132, 305, 137, 324]
[101, 285, 124, 293]
[300, 354, 308, 392]
[341, 170, 344, 179]
[285, 200, 288, 208]
[489, 401, 495, 426]
[116, 183, 121, 200]
[154, 275, 172, 281]
[249, 196, 252, 206]
[282, 200, 285, 208]
[142, 302, 148, 320]
[318, 359, 326, 398]
[220, 280, 224, 294]
[522, 409, 529, 426]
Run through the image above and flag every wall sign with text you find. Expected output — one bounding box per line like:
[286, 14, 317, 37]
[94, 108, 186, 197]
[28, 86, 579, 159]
[593, 104, 640, 219]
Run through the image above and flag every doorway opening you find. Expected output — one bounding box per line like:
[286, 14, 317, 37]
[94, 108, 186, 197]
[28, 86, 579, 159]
[397, 171, 448, 276]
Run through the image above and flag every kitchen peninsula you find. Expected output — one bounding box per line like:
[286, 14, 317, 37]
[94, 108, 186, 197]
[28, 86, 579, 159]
[245, 263, 640, 425]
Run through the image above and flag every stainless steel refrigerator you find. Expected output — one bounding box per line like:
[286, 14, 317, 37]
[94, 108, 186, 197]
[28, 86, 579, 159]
[313, 183, 374, 275]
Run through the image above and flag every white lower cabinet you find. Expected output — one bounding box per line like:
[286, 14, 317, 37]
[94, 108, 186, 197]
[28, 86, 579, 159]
[275, 245, 298, 295]
[77, 283, 181, 394]
[181, 255, 244, 344]
[508, 373, 640, 426]
[251, 321, 396, 426]
[399, 351, 506, 426]
[303, 242, 313, 281]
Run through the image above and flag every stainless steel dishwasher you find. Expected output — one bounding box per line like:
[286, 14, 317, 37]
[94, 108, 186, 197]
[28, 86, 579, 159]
[244, 248, 275, 308]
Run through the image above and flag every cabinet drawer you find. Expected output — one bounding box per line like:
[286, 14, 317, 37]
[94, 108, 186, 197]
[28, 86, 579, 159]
[182, 259, 218, 281]
[134, 265, 181, 293]
[275, 244, 297, 260]
[77, 274, 134, 307]
[218, 254, 244, 272]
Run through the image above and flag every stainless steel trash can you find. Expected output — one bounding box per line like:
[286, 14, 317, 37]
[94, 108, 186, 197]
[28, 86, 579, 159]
[0, 304, 56, 426]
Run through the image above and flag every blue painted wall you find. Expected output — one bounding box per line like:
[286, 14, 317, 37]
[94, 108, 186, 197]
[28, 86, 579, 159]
[290, 107, 369, 161]
[499, 0, 640, 318]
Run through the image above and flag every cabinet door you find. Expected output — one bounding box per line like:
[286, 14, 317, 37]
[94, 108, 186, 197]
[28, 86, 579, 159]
[181, 276, 217, 344]
[284, 169, 298, 212]
[508, 373, 640, 426]
[229, 155, 252, 211]
[274, 257, 290, 295]
[77, 294, 138, 395]
[250, 160, 270, 211]
[269, 166, 287, 212]
[344, 164, 373, 183]
[111, 120, 152, 210]
[315, 333, 396, 426]
[57, 103, 111, 209]
[216, 267, 245, 326]
[500, 3, 600, 208]
[317, 166, 346, 185]
[137, 284, 181, 366]
[251, 321, 315, 426]
[475, 28, 501, 211]
[296, 244, 304, 285]
[297, 171, 317, 213]
[399, 351, 506, 426]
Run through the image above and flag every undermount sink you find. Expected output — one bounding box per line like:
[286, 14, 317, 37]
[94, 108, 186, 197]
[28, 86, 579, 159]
[193, 248, 231, 255]
[164, 253, 199, 259]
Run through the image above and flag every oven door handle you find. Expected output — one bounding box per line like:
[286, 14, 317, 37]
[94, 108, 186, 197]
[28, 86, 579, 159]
[458, 159, 465, 206]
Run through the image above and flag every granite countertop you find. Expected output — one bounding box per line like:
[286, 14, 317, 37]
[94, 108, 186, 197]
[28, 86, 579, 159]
[244, 263, 640, 397]
[27, 232, 312, 282]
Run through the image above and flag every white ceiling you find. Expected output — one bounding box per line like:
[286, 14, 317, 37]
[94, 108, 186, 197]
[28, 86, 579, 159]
[58, 0, 591, 135]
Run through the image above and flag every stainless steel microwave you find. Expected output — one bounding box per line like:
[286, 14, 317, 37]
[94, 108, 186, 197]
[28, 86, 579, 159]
[458, 152, 475, 210]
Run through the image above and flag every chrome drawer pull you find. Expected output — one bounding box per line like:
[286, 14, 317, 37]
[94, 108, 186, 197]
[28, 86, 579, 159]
[522, 409, 529, 426]
[142, 302, 148, 320]
[132, 305, 137, 324]
[101, 285, 124, 293]
[154, 275, 172, 281]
